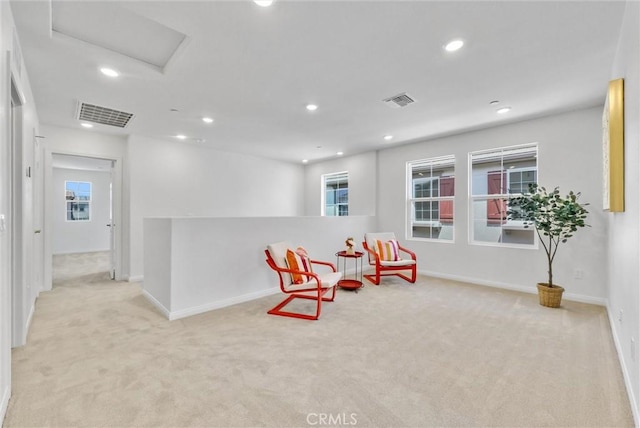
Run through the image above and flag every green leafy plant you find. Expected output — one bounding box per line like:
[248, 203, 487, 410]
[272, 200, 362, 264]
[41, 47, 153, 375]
[508, 184, 589, 288]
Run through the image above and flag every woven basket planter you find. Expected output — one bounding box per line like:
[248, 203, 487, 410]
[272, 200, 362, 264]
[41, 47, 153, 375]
[537, 283, 564, 308]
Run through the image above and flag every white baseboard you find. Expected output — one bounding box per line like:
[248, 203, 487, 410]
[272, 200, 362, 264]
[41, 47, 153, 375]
[25, 299, 36, 342]
[142, 287, 281, 321]
[141, 290, 171, 319]
[418, 269, 607, 306]
[1, 385, 10, 427]
[52, 249, 110, 255]
[606, 300, 639, 427]
[168, 288, 281, 321]
[127, 275, 144, 283]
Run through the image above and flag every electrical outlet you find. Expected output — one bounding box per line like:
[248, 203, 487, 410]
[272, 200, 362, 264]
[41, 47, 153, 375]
[619, 309, 624, 324]
[631, 338, 636, 362]
[574, 269, 584, 279]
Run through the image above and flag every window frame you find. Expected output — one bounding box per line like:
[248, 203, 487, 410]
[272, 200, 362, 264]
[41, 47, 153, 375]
[406, 155, 455, 243]
[468, 143, 538, 249]
[413, 176, 441, 224]
[65, 180, 92, 222]
[322, 171, 349, 216]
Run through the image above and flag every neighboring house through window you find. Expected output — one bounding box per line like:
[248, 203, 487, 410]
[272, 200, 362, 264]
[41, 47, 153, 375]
[66, 181, 91, 221]
[470, 144, 538, 246]
[407, 155, 455, 241]
[323, 172, 348, 216]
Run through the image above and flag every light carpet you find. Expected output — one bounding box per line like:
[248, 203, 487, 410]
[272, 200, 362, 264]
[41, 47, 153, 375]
[3, 255, 634, 427]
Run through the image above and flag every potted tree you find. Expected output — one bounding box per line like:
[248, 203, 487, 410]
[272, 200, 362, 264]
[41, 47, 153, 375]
[508, 184, 589, 308]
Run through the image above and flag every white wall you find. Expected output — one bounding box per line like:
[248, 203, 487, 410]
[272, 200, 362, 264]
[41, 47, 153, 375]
[41, 125, 127, 164]
[41, 125, 126, 284]
[607, 0, 640, 423]
[128, 135, 305, 280]
[306, 107, 609, 303]
[304, 151, 377, 216]
[375, 107, 608, 303]
[52, 168, 111, 254]
[0, 0, 41, 420]
[144, 215, 376, 320]
[0, 0, 11, 418]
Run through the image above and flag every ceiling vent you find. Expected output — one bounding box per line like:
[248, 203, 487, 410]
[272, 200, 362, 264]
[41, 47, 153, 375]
[383, 92, 416, 108]
[76, 102, 134, 128]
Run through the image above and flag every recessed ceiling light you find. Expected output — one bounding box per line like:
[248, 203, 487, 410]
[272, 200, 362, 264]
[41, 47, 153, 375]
[384, 135, 394, 141]
[176, 134, 187, 140]
[444, 39, 464, 52]
[202, 117, 214, 124]
[302, 159, 308, 164]
[100, 67, 119, 77]
[306, 104, 318, 111]
[254, 0, 274, 6]
[336, 152, 344, 156]
[81, 123, 93, 128]
[496, 107, 512, 114]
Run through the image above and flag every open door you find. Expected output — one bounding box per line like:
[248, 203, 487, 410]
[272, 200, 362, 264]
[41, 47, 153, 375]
[32, 133, 44, 293]
[108, 160, 115, 280]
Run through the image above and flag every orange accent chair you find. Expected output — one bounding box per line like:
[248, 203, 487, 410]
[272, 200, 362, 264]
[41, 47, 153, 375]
[265, 242, 342, 320]
[362, 232, 417, 285]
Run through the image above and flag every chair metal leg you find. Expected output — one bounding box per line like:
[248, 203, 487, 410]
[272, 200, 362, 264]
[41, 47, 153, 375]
[364, 272, 381, 285]
[364, 265, 416, 285]
[267, 287, 334, 320]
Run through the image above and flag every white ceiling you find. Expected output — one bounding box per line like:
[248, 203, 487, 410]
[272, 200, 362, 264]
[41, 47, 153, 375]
[10, 1, 626, 164]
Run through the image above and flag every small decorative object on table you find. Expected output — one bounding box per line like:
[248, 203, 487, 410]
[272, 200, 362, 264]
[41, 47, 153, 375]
[345, 237, 355, 255]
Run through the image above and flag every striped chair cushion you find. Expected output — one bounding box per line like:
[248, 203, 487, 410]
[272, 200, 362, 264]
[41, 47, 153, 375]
[375, 239, 400, 262]
[285, 248, 313, 284]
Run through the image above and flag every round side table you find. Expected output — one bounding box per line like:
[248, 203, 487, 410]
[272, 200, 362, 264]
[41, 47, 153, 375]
[335, 251, 364, 292]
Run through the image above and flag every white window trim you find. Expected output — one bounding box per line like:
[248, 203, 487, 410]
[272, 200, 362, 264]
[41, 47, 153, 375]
[321, 171, 348, 216]
[406, 155, 455, 243]
[65, 180, 92, 222]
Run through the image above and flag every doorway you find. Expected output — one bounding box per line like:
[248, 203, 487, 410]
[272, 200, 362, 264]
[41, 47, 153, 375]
[43, 153, 122, 290]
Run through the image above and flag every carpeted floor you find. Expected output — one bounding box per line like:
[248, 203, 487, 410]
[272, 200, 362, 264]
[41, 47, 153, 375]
[3, 253, 634, 427]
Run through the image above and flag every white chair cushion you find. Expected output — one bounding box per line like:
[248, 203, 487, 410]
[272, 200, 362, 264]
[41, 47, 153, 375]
[285, 271, 342, 291]
[267, 241, 295, 284]
[268, 242, 340, 288]
[380, 259, 416, 267]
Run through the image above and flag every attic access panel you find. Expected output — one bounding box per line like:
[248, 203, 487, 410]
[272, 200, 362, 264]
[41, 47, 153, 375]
[52, 2, 187, 71]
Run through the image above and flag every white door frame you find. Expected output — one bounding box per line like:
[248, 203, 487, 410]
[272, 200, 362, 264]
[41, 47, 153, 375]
[10, 72, 26, 347]
[43, 150, 123, 290]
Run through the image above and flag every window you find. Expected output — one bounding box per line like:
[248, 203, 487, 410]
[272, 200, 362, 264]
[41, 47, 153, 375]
[407, 155, 455, 241]
[65, 181, 91, 221]
[323, 172, 348, 216]
[469, 144, 538, 246]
